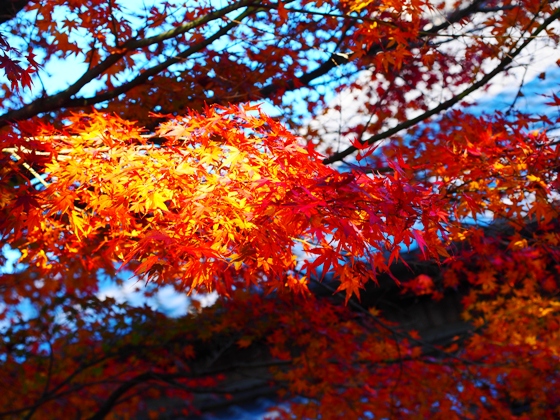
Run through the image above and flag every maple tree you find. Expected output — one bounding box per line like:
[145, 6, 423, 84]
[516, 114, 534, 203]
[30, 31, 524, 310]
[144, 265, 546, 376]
[1, 0, 560, 418]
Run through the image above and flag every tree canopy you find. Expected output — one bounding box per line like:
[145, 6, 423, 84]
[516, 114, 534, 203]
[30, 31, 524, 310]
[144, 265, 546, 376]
[1, 0, 560, 418]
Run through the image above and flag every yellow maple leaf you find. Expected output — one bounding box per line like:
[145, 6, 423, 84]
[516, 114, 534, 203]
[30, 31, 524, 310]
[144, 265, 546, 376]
[175, 162, 195, 175]
[146, 191, 168, 211]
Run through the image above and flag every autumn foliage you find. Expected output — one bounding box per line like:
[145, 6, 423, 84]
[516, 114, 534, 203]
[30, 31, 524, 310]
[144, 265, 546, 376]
[1, 0, 560, 418]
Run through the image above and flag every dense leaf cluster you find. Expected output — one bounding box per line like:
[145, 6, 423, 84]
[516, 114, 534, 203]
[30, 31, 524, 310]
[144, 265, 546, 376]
[1, 0, 560, 418]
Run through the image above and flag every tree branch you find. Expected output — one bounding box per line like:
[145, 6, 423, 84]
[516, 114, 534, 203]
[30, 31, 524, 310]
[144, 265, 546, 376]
[257, 0, 487, 100]
[126, 0, 254, 51]
[0, 1, 255, 127]
[0, 0, 493, 127]
[86, 366, 285, 420]
[322, 7, 560, 165]
[63, 7, 257, 110]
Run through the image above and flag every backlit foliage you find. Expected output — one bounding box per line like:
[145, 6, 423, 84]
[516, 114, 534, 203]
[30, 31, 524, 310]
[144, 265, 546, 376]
[1, 0, 560, 418]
